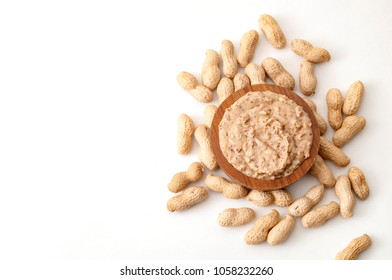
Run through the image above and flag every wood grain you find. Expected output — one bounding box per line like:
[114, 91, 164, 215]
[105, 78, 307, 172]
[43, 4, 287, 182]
[210, 84, 320, 191]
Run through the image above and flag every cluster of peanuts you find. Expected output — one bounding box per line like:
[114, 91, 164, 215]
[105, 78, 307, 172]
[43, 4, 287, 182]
[168, 14, 371, 260]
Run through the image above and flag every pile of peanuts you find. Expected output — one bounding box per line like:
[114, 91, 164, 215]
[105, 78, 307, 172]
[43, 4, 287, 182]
[168, 14, 371, 260]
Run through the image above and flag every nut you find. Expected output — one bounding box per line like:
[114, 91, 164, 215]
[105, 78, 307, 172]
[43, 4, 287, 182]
[220, 40, 237, 78]
[177, 113, 195, 154]
[267, 214, 295, 245]
[336, 234, 372, 260]
[246, 190, 274, 207]
[237, 30, 259, 67]
[299, 60, 317, 96]
[262, 57, 295, 90]
[177, 71, 213, 103]
[303, 97, 317, 112]
[302, 201, 340, 228]
[202, 49, 221, 90]
[218, 208, 256, 227]
[326, 88, 344, 130]
[335, 175, 355, 218]
[233, 72, 250, 91]
[333, 115, 366, 147]
[271, 189, 293, 207]
[244, 209, 280, 245]
[348, 167, 369, 200]
[167, 186, 208, 212]
[194, 125, 218, 170]
[217, 77, 234, 105]
[291, 39, 331, 63]
[246, 189, 292, 207]
[309, 155, 336, 188]
[168, 162, 204, 193]
[245, 63, 266, 85]
[319, 136, 350, 167]
[258, 14, 286, 49]
[343, 80, 364, 116]
[204, 105, 217, 128]
[205, 174, 248, 199]
[303, 98, 327, 135]
[289, 184, 324, 217]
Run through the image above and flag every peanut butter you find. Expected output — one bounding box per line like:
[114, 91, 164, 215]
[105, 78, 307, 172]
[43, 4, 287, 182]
[219, 91, 313, 180]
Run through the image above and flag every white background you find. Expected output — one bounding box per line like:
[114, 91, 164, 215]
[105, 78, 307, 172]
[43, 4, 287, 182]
[1, 0, 392, 272]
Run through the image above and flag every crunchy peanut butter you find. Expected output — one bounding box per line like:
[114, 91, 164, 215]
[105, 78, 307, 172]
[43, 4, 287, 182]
[219, 91, 313, 180]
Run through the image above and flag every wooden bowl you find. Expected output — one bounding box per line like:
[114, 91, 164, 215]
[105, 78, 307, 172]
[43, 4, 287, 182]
[210, 84, 320, 191]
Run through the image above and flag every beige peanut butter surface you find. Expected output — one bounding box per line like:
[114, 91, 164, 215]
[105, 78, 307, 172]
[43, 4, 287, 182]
[219, 91, 313, 180]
